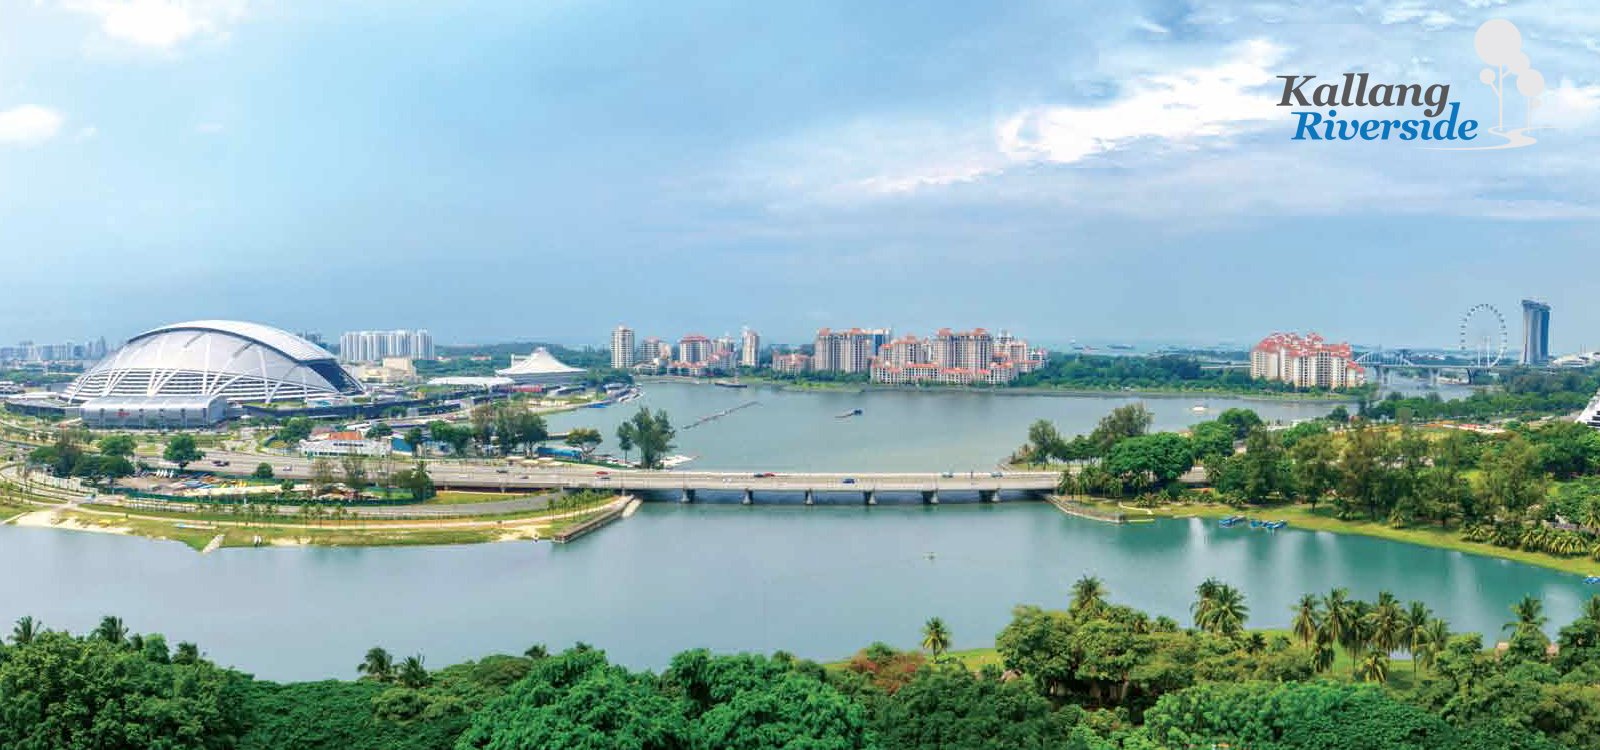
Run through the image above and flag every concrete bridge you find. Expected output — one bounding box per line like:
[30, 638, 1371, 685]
[202, 450, 1060, 504]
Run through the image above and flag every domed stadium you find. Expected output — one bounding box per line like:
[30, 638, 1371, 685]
[63, 320, 364, 405]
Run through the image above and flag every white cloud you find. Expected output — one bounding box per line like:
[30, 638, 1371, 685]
[1540, 78, 1600, 128]
[0, 105, 65, 146]
[76, 125, 99, 140]
[61, 0, 247, 50]
[999, 39, 1285, 165]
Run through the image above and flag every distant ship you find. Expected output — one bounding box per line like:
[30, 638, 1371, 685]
[836, 408, 864, 419]
[713, 379, 748, 389]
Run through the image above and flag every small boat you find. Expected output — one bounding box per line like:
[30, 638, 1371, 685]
[1248, 519, 1266, 529]
[1218, 515, 1246, 528]
[836, 408, 864, 419]
[1190, 404, 1208, 413]
[1585, 576, 1600, 585]
[1265, 520, 1289, 530]
[713, 378, 748, 388]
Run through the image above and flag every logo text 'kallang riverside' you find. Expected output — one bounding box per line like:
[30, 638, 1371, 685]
[1276, 74, 1477, 142]
[1274, 19, 1546, 149]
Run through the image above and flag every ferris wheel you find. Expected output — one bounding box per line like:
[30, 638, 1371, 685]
[1459, 304, 1508, 368]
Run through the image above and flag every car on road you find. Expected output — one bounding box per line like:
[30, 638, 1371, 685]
[280, 466, 292, 473]
[940, 471, 954, 478]
[841, 477, 857, 485]
[594, 470, 610, 477]
[211, 460, 230, 467]
[752, 472, 776, 478]
[495, 468, 508, 474]
[990, 471, 1004, 478]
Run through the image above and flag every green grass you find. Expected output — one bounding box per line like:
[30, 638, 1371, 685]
[425, 489, 548, 506]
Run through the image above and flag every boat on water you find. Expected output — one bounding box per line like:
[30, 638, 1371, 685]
[1190, 404, 1208, 413]
[836, 408, 864, 419]
[713, 380, 748, 388]
[1585, 576, 1600, 585]
[659, 454, 696, 469]
[1218, 515, 1246, 528]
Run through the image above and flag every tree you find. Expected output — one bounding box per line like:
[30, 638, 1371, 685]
[564, 427, 603, 455]
[618, 407, 675, 469]
[1480, 435, 1550, 519]
[1328, 404, 1351, 423]
[1026, 420, 1066, 464]
[1216, 408, 1264, 440]
[1089, 403, 1153, 454]
[403, 427, 426, 456]
[93, 615, 128, 646]
[1504, 595, 1549, 645]
[1104, 432, 1193, 492]
[1358, 650, 1390, 683]
[10, 616, 39, 646]
[1291, 594, 1321, 647]
[310, 457, 338, 490]
[1070, 575, 1107, 616]
[615, 422, 635, 464]
[1195, 581, 1249, 637]
[921, 617, 952, 661]
[96, 433, 136, 459]
[340, 454, 370, 490]
[358, 646, 395, 682]
[397, 654, 430, 689]
[391, 462, 436, 501]
[276, 416, 314, 445]
[163, 434, 204, 470]
[252, 463, 275, 480]
[1188, 420, 1235, 463]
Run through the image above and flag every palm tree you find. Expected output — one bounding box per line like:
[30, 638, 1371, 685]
[1318, 588, 1353, 650]
[1290, 594, 1321, 647]
[1358, 649, 1389, 683]
[358, 646, 395, 682]
[1200, 584, 1249, 637]
[1581, 594, 1600, 625]
[524, 644, 549, 660]
[1153, 616, 1180, 633]
[1403, 601, 1434, 671]
[921, 617, 952, 661]
[1070, 575, 1107, 616]
[1365, 592, 1405, 654]
[11, 616, 39, 646]
[1244, 632, 1268, 655]
[173, 642, 201, 665]
[1312, 637, 1337, 673]
[1504, 595, 1548, 639]
[93, 615, 128, 646]
[1191, 577, 1223, 629]
[398, 654, 430, 689]
[1415, 618, 1450, 674]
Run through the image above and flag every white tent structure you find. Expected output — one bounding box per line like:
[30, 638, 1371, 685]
[495, 347, 585, 386]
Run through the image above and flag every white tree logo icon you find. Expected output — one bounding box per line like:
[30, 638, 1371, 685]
[1474, 19, 1545, 134]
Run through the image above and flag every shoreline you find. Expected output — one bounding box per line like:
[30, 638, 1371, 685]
[1069, 498, 1600, 578]
[639, 375, 1360, 405]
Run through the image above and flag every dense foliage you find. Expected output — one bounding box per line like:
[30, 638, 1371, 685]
[6, 586, 1599, 749]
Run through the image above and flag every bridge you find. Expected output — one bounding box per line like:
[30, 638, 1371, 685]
[201, 450, 1061, 505]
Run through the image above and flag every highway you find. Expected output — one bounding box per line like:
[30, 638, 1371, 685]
[198, 449, 1061, 495]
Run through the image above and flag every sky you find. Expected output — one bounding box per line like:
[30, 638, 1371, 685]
[1, 0, 1598, 352]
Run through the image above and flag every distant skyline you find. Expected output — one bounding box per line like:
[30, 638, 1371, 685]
[2, 2, 1597, 352]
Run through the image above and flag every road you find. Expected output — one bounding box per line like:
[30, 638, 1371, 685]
[197, 449, 1061, 494]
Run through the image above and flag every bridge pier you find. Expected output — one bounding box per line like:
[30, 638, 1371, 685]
[922, 490, 939, 505]
[980, 489, 998, 503]
[804, 489, 814, 506]
[742, 488, 752, 505]
[864, 490, 875, 506]
[680, 488, 695, 504]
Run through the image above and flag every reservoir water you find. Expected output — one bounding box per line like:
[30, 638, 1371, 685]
[7, 379, 1531, 682]
[2, 502, 1583, 682]
[545, 381, 1374, 472]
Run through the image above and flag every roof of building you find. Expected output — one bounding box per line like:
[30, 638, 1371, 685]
[79, 394, 229, 409]
[136, 320, 337, 362]
[496, 348, 584, 377]
[428, 376, 515, 388]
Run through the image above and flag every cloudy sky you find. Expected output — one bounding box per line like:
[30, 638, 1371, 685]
[2, 0, 1598, 351]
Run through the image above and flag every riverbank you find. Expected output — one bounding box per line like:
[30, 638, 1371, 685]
[643, 374, 1361, 405]
[1071, 498, 1600, 578]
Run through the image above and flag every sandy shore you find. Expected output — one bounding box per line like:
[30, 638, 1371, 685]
[11, 510, 133, 536]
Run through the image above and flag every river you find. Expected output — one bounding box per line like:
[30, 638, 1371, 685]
[1, 502, 1583, 682]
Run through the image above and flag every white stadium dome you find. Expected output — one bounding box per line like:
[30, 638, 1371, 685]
[64, 320, 365, 404]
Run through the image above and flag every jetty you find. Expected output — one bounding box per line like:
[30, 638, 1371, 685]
[1047, 496, 1126, 524]
[550, 498, 632, 543]
[684, 400, 759, 430]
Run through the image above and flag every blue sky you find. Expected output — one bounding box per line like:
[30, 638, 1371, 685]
[2, 0, 1598, 352]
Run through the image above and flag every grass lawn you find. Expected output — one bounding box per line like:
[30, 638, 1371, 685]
[1070, 497, 1600, 578]
[424, 489, 548, 506]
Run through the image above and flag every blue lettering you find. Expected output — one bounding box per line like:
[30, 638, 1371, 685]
[1399, 121, 1418, 140]
[1292, 111, 1323, 140]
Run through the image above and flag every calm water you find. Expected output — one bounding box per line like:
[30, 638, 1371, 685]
[547, 382, 1355, 472]
[2, 503, 1583, 681]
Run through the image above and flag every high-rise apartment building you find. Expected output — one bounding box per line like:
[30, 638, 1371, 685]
[812, 327, 891, 374]
[869, 328, 1044, 385]
[1250, 332, 1364, 389]
[677, 334, 713, 366]
[740, 328, 760, 368]
[1522, 300, 1551, 365]
[611, 325, 637, 370]
[339, 329, 433, 363]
